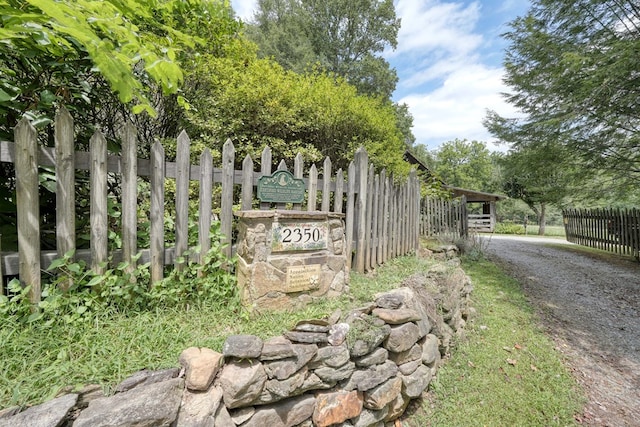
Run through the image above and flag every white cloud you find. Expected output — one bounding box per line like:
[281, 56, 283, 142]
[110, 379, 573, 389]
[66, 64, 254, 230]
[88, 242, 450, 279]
[231, 0, 257, 22]
[400, 65, 517, 149]
[388, 0, 524, 151]
[391, 0, 483, 57]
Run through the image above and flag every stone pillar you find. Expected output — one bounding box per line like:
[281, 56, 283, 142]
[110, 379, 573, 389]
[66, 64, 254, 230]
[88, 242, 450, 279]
[235, 210, 348, 312]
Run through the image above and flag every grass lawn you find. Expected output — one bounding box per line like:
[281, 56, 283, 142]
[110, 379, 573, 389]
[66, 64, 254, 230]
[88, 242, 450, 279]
[0, 255, 433, 409]
[405, 256, 585, 426]
[0, 250, 585, 426]
[524, 224, 566, 237]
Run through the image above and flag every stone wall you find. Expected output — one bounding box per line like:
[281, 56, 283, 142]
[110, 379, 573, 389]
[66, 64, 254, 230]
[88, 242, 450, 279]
[0, 260, 473, 427]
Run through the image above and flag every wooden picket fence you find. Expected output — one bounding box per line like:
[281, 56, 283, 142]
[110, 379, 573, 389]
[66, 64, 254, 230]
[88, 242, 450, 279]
[420, 196, 468, 240]
[0, 108, 426, 303]
[563, 207, 640, 259]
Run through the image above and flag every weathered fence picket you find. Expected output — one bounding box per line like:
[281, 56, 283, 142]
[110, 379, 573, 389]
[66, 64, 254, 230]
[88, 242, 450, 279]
[15, 118, 40, 303]
[55, 108, 75, 291]
[563, 208, 640, 259]
[122, 123, 138, 275]
[0, 110, 465, 304]
[150, 141, 165, 283]
[90, 130, 109, 276]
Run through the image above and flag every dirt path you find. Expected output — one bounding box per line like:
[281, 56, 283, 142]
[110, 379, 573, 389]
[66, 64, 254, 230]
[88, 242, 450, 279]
[482, 235, 640, 427]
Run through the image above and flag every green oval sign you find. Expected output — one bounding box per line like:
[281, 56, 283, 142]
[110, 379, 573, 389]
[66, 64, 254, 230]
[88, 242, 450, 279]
[257, 170, 306, 203]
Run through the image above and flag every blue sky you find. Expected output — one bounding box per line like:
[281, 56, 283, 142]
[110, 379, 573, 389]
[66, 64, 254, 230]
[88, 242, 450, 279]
[230, 0, 531, 151]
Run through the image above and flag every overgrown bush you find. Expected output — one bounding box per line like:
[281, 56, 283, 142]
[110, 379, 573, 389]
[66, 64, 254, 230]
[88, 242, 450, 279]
[494, 221, 525, 235]
[456, 234, 487, 261]
[0, 223, 240, 326]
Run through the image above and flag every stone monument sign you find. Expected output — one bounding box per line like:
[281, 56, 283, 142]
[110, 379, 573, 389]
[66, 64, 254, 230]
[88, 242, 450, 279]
[235, 210, 348, 312]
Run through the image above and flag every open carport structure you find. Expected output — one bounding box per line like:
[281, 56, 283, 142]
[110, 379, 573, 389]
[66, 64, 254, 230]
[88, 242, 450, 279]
[445, 186, 506, 232]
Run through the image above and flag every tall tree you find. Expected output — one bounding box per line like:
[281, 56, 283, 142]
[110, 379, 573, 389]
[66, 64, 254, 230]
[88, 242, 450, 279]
[0, 0, 241, 141]
[432, 139, 497, 192]
[245, 0, 400, 99]
[499, 142, 578, 234]
[485, 0, 640, 191]
[181, 50, 410, 175]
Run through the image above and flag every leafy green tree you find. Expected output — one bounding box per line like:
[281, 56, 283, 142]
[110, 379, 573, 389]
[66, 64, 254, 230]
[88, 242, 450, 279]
[1, 0, 187, 122]
[245, 0, 400, 99]
[242, 0, 317, 72]
[485, 0, 640, 191]
[394, 102, 415, 147]
[181, 47, 410, 175]
[498, 142, 578, 234]
[0, 0, 241, 251]
[0, 0, 241, 141]
[432, 139, 497, 192]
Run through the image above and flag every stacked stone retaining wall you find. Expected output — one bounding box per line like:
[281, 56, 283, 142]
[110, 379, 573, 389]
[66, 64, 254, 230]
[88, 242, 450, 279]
[0, 259, 473, 427]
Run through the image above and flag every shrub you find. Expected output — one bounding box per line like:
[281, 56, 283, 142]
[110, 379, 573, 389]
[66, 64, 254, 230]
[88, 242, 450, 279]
[0, 223, 239, 326]
[494, 221, 525, 235]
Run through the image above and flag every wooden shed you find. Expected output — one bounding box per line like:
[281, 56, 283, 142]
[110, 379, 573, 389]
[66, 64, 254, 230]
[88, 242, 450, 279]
[403, 151, 506, 233]
[444, 186, 506, 232]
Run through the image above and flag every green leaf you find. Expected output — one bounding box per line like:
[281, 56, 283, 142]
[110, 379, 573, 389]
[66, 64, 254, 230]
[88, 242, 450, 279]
[68, 263, 82, 274]
[0, 88, 15, 102]
[27, 312, 43, 322]
[86, 276, 103, 287]
[47, 258, 66, 271]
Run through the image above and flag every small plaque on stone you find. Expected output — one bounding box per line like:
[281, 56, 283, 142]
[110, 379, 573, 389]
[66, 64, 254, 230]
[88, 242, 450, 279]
[286, 264, 321, 293]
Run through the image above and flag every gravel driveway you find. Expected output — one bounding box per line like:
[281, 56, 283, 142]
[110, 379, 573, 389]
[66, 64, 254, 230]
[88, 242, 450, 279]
[481, 235, 640, 427]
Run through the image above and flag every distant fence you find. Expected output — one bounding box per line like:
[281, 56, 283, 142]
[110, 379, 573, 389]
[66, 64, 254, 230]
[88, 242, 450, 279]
[0, 108, 426, 303]
[563, 208, 640, 259]
[420, 196, 468, 240]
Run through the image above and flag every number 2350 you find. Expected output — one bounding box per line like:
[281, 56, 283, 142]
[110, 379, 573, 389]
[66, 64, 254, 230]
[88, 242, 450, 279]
[281, 227, 321, 243]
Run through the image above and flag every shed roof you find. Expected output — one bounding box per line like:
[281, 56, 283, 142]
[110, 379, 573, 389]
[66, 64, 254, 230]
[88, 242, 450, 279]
[445, 186, 507, 202]
[403, 150, 507, 203]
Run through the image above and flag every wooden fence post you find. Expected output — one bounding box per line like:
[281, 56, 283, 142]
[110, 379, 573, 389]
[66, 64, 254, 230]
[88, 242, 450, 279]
[150, 141, 165, 284]
[354, 147, 368, 274]
[365, 164, 374, 270]
[15, 117, 41, 304]
[175, 131, 190, 270]
[260, 146, 272, 210]
[372, 173, 380, 268]
[90, 130, 108, 276]
[409, 171, 418, 251]
[55, 107, 75, 291]
[345, 161, 356, 270]
[241, 154, 254, 211]
[308, 164, 318, 212]
[199, 149, 213, 268]
[322, 157, 331, 212]
[382, 172, 389, 263]
[334, 168, 344, 214]
[389, 181, 397, 259]
[122, 123, 138, 275]
[221, 139, 235, 259]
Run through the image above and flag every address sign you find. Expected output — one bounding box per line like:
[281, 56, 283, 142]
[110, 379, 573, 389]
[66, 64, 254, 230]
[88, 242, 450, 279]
[257, 170, 305, 203]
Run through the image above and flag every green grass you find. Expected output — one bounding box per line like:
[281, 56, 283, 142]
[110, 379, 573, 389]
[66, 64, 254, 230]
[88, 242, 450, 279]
[0, 254, 436, 409]
[406, 256, 585, 426]
[524, 225, 566, 237]
[0, 253, 586, 424]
